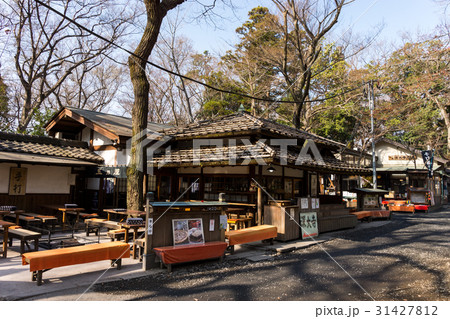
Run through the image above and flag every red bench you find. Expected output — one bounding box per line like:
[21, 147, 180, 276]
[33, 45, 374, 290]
[22, 241, 130, 285]
[153, 241, 227, 272]
[225, 225, 278, 253]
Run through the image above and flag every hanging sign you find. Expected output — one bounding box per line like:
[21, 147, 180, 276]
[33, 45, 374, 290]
[421, 150, 434, 178]
[9, 167, 27, 195]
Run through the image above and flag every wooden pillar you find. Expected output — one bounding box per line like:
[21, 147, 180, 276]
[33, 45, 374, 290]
[257, 186, 263, 226]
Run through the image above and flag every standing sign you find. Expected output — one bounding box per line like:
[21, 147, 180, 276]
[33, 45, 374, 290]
[9, 167, 27, 195]
[299, 212, 318, 239]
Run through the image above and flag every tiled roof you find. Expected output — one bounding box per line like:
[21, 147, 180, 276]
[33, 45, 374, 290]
[149, 141, 369, 173]
[162, 112, 345, 148]
[0, 132, 104, 164]
[46, 107, 172, 138]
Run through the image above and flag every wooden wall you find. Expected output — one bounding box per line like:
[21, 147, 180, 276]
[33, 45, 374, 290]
[0, 193, 71, 213]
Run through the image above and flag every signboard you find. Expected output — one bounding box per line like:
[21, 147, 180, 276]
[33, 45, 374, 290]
[300, 198, 309, 209]
[311, 198, 320, 209]
[147, 218, 153, 235]
[219, 215, 228, 230]
[172, 218, 204, 246]
[9, 167, 27, 195]
[300, 212, 318, 239]
[363, 195, 378, 208]
[209, 219, 215, 231]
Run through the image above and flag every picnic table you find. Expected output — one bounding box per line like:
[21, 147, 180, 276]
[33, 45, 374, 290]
[0, 210, 25, 225]
[41, 205, 86, 229]
[103, 209, 146, 221]
[0, 220, 16, 258]
[119, 222, 146, 259]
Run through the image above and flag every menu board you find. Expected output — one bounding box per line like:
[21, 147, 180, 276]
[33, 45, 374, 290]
[172, 218, 204, 246]
[300, 212, 318, 239]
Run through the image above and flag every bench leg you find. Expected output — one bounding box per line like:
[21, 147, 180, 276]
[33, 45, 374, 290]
[34, 239, 39, 251]
[9, 237, 13, 247]
[32, 271, 43, 286]
[20, 240, 25, 255]
[111, 259, 122, 270]
[167, 264, 172, 272]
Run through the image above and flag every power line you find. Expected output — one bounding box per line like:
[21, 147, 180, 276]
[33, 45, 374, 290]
[34, 0, 364, 106]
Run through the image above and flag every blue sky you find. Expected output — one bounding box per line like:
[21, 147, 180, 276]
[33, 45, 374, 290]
[178, 0, 447, 55]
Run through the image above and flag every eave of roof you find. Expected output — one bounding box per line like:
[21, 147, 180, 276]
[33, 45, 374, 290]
[0, 151, 99, 166]
[148, 142, 370, 174]
[45, 107, 172, 139]
[0, 132, 104, 164]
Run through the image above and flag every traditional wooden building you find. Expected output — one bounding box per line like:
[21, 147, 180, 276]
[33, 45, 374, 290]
[0, 132, 103, 212]
[148, 112, 370, 208]
[45, 107, 171, 210]
[373, 138, 448, 205]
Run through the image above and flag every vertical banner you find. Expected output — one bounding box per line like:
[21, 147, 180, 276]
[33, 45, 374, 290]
[421, 150, 434, 178]
[9, 167, 27, 195]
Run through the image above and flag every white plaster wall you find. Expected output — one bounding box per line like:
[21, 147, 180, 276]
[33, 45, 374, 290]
[376, 142, 430, 169]
[25, 165, 73, 194]
[93, 131, 111, 146]
[81, 127, 91, 143]
[0, 163, 16, 193]
[117, 148, 130, 166]
[95, 150, 116, 166]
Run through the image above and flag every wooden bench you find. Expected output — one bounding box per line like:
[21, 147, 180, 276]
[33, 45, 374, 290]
[85, 218, 121, 236]
[351, 210, 391, 222]
[22, 213, 58, 229]
[225, 225, 278, 254]
[153, 241, 228, 272]
[9, 228, 41, 254]
[22, 241, 130, 286]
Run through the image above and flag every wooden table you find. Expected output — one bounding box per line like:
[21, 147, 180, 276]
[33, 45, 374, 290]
[0, 220, 16, 258]
[42, 205, 85, 228]
[227, 217, 252, 231]
[104, 209, 146, 221]
[119, 223, 145, 259]
[0, 210, 25, 225]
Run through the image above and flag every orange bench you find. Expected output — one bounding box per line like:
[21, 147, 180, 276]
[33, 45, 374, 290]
[225, 225, 278, 253]
[153, 241, 227, 272]
[351, 210, 391, 221]
[22, 241, 130, 285]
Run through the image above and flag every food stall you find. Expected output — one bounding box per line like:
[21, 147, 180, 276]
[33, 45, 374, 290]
[408, 187, 431, 213]
[142, 201, 229, 269]
[351, 188, 391, 220]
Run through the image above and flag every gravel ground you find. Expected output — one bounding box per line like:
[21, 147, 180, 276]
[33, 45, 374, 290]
[28, 209, 450, 301]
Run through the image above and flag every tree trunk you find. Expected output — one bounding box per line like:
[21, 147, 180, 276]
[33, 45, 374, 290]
[127, 1, 164, 211]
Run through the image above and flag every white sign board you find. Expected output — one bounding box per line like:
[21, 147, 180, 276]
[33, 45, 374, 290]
[147, 218, 153, 235]
[300, 198, 309, 209]
[300, 212, 318, 239]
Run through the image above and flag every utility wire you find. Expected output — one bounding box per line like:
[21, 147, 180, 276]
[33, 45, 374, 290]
[34, 0, 365, 106]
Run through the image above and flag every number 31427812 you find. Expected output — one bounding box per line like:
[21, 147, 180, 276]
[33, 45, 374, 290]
[376, 306, 438, 316]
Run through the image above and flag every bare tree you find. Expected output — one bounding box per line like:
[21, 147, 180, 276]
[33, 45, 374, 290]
[126, 0, 234, 210]
[2, 0, 129, 132]
[51, 57, 126, 112]
[270, 0, 353, 128]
